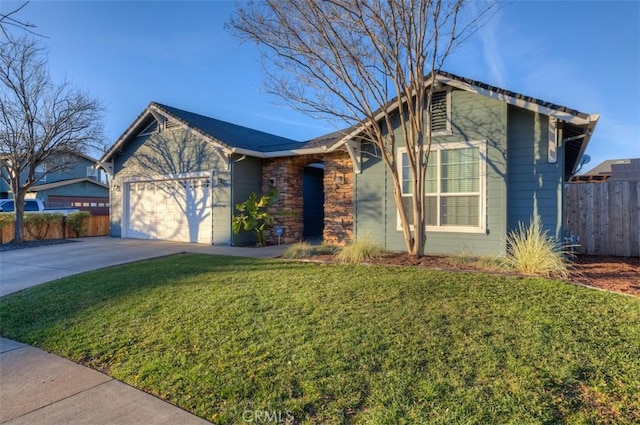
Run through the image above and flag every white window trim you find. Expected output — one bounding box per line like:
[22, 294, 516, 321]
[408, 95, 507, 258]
[397, 140, 487, 234]
[430, 87, 453, 136]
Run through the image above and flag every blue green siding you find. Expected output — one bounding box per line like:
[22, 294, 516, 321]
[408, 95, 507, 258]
[354, 143, 386, 243]
[506, 106, 564, 240]
[33, 182, 108, 201]
[40, 156, 97, 183]
[231, 155, 263, 245]
[356, 89, 509, 255]
[1, 154, 101, 196]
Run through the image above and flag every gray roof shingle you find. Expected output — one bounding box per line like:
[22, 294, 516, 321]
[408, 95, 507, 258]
[154, 102, 307, 153]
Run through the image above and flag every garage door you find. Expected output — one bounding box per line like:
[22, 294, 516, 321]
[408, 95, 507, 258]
[125, 177, 212, 243]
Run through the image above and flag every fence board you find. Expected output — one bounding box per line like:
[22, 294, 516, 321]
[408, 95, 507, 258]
[566, 180, 639, 257]
[0, 214, 109, 244]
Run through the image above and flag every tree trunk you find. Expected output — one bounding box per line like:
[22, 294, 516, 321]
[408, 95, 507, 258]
[13, 190, 26, 243]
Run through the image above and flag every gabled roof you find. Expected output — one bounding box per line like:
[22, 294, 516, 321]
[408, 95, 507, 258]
[100, 71, 598, 176]
[571, 158, 640, 182]
[582, 158, 634, 176]
[73, 152, 100, 164]
[100, 102, 342, 164]
[434, 72, 599, 178]
[156, 103, 305, 153]
[337, 71, 599, 177]
[27, 177, 108, 192]
[436, 71, 596, 125]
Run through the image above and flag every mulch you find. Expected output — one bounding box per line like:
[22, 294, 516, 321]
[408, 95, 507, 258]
[306, 253, 640, 297]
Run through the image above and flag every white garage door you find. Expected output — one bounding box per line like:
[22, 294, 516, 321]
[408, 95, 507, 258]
[125, 177, 212, 243]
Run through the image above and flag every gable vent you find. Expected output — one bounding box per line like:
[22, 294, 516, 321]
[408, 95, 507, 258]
[164, 120, 181, 130]
[430, 91, 448, 133]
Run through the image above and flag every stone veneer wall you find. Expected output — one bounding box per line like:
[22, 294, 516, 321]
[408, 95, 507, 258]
[322, 151, 353, 245]
[261, 150, 353, 245]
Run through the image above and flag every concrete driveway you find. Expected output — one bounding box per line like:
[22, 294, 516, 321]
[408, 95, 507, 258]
[0, 236, 289, 297]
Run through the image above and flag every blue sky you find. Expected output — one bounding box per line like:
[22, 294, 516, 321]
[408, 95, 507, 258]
[2, 1, 638, 173]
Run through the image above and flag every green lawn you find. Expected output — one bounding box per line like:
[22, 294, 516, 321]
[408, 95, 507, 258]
[1, 254, 639, 424]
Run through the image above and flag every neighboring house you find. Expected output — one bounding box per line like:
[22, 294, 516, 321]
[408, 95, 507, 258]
[570, 158, 640, 182]
[100, 71, 599, 254]
[0, 153, 110, 215]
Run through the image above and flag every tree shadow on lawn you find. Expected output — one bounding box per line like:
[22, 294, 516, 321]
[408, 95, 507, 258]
[0, 254, 305, 341]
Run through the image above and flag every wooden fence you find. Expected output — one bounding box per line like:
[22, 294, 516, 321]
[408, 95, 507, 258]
[565, 180, 640, 257]
[1, 215, 110, 243]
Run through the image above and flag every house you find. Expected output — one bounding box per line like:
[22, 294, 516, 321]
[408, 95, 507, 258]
[98, 102, 352, 245]
[0, 152, 110, 215]
[570, 158, 640, 182]
[351, 71, 599, 255]
[100, 71, 599, 254]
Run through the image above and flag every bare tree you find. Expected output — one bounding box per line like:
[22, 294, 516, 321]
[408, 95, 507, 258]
[0, 36, 104, 243]
[0, 2, 40, 39]
[230, 0, 497, 255]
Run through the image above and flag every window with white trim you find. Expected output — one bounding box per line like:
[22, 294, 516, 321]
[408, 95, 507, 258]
[399, 141, 486, 232]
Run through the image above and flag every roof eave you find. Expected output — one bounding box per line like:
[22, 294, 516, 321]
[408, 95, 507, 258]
[230, 144, 336, 158]
[570, 113, 600, 175]
[27, 177, 109, 192]
[437, 75, 592, 125]
[99, 102, 236, 165]
[99, 103, 155, 164]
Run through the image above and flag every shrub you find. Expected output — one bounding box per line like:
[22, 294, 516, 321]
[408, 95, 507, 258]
[335, 236, 386, 263]
[0, 213, 15, 229]
[283, 242, 338, 258]
[232, 189, 279, 247]
[24, 213, 64, 240]
[66, 211, 92, 237]
[503, 217, 572, 280]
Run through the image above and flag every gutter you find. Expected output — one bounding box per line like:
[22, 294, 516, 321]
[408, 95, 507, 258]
[229, 143, 337, 159]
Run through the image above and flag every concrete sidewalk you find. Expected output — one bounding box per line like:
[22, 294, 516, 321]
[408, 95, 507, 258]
[0, 338, 210, 424]
[0, 237, 291, 424]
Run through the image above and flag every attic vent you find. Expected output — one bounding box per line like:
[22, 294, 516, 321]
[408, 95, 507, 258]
[430, 90, 449, 133]
[164, 120, 181, 130]
[138, 121, 158, 136]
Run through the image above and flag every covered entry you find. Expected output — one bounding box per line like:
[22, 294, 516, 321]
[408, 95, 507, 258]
[124, 176, 212, 243]
[303, 163, 324, 238]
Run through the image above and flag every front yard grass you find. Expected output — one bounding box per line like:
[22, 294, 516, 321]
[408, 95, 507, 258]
[1, 254, 639, 424]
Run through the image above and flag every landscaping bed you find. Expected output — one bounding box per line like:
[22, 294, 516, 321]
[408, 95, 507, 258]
[570, 255, 640, 296]
[308, 253, 640, 297]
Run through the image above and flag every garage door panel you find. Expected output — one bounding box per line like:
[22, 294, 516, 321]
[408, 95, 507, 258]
[125, 178, 212, 243]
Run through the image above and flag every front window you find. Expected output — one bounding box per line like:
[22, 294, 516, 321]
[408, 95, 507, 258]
[399, 141, 485, 232]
